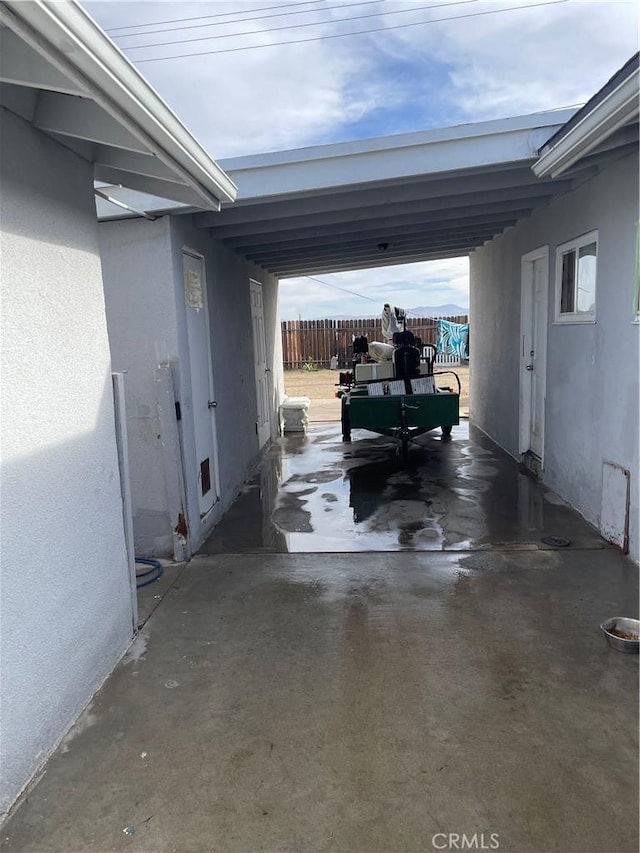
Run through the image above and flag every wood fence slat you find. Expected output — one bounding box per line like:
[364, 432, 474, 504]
[282, 313, 468, 370]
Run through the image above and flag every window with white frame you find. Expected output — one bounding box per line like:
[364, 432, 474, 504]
[555, 230, 598, 322]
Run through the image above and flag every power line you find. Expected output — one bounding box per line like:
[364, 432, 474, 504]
[113, 0, 387, 39]
[134, 0, 571, 63]
[106, 0, 350, 32]
[301, 275, 378, 302]
[126, 0, 477, 51]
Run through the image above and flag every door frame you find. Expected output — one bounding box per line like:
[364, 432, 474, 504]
[249, 278, 272, 448]
[519, 245, 549, 465]
[182, 247, 221, 520]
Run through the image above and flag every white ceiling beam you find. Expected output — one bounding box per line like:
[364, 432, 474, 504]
[199, 167, 552, 228]
[202, 182, 571, 239]
[33, 91, 150, 153]
[0, 26, 82, 95]
[93, 146, 185, 183]
[93, 165, 208, 207]
[227, 208, 531, 253]
[274, 249, 470, 277]
[245, 222, 514, 263]
[268, 235, 490, 273]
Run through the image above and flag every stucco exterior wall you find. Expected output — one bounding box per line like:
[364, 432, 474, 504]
[0, 109, 133, 816]
[100, 217, 179, 557]
[99, 214, 283, 557]
[470, 150, 639, 560]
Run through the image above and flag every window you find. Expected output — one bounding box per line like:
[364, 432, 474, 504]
[555, 230, 598, 323]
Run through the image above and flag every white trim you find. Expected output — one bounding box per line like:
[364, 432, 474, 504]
[219, 111, 576, 199]
[0, 0, 237, 207]
[182, 247, 221, 514]
[534, 69, 639, 178]
[519, 246, 549, 465]
[249, 279, 272, 448]
[553, 230, 598, 324]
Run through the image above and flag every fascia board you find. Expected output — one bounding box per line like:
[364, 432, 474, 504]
[220, 109, 578, 172]
[0, 0, 237, 208]
[533, 70, 639, 178]
[224, 129, 570, 200]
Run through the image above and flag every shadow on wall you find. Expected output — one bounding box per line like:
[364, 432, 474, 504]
[0, 370, 134, 817]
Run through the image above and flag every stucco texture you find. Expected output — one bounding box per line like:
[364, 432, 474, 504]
[470, 150, 639, 560]
[168, 218, 283, 551]
[99, 213, 283, 558]
[100, 217, 178, 557]
[0, 109, 133, 816]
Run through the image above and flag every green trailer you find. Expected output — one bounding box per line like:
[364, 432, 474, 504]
[341, 372, 460, 462]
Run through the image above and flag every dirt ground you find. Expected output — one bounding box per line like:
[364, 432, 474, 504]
[285, 366, 470, 422]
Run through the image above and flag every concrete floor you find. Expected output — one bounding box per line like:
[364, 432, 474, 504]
[3, 425, 638, 853]
[201, 423, 607, 554]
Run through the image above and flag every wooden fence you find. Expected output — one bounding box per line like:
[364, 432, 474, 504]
[281, 315, 469, 369]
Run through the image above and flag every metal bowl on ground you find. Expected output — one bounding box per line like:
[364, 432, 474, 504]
[600, 617, 640, 654]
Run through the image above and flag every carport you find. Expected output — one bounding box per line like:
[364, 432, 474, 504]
[5, 105, 639, 852]
[99, 107, 587, 274]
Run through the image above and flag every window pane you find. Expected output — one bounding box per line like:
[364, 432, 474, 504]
[560, 250, 576, 313]
[577, 242, 597, 314]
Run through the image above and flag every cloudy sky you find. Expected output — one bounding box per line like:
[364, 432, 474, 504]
[85, 0, 638, 319]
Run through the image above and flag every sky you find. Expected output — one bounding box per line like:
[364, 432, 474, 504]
[84, 0, 639, 319]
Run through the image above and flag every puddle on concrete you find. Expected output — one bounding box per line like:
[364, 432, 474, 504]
[200, 423, 606, 555]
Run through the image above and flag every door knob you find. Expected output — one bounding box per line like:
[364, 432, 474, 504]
[525, 365, 534, 371]
[208, 400, 217, 408]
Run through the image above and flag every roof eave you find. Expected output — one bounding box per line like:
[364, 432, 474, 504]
[0, 0, 238, 207]
[533, 67, 639, 179]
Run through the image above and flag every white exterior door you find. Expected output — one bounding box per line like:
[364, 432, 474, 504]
[183, 250, 219, 517]
[519, 247, 549, 463]
[250, 280, 271, 448]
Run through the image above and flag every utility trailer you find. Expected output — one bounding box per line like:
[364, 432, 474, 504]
[339, 330, 461, 461]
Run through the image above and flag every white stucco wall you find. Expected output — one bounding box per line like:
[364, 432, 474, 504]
[100, 217, 180, 557]
[99, 214, 283, 557]
[0, 108, 133, 816]
[470, 149, 639, 560]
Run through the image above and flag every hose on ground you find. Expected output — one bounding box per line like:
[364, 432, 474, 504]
[135, 557, 163, 588]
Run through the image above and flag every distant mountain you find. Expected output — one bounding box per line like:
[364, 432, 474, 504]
[314, 304, 468, 321]
[407, 304, 468, 317]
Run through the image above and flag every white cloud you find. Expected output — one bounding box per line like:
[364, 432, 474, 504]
[279, 257, 469, 319]
[85, 0, 382, 157]
[85, 1, 639, 158]
[373, 0, 639, 124]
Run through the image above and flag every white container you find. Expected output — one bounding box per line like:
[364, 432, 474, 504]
[280, 396, 310, 434]
[355, 361, 395, 382]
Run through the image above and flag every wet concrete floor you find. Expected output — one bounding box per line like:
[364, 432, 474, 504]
[202, 423, 606, 554]
[2, 425, 638, 853]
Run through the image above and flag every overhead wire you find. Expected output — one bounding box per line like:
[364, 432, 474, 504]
[112, 0, 388, 38]
[133, 0, 571, 62]
[105, 0, 363, 32]
[300, 275, 378, 302]
[125, 0, 477, 50]
[295, 277, 467, 322]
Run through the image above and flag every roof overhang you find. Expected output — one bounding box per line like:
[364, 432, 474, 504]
[0, 0, 237, 211]
[534, 53, 639, 178]
[187, 110, 593, 277]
